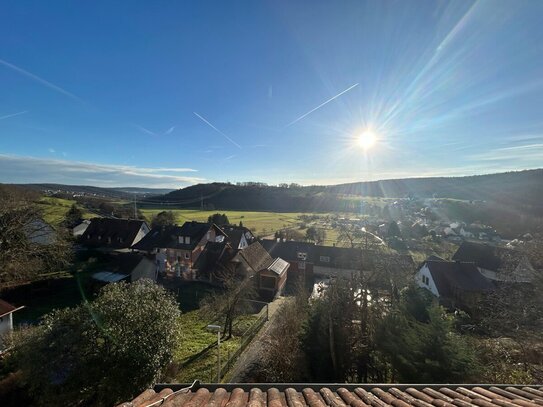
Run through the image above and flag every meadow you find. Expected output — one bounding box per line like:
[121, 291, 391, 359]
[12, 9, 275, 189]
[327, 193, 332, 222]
[140, 208, 306, 237]
[38, 196, 95, 227]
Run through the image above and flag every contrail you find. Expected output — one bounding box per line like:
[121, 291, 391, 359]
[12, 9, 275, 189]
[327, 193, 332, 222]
[287, 83, 359, 127]
[133, 124, 158, 137]
[0, 110, 28, 121]
[0, 59, 85, 103]
[193, 112, 242, 149]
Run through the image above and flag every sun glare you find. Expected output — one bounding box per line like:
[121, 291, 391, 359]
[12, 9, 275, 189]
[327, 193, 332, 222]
[357, 130, 377, 150]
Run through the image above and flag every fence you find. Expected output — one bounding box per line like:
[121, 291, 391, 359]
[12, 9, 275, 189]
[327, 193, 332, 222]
[204, 301, 268, 382]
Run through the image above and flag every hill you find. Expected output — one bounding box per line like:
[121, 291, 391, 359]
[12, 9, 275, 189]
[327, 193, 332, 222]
[19, 184, 173, 199]
[149, 169, 543, 214]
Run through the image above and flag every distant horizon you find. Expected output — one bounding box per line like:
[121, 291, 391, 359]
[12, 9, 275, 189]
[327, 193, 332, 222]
[7, 165, 541, 190]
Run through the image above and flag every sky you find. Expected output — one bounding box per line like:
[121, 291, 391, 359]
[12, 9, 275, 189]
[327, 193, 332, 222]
[1, 0, 543, 188]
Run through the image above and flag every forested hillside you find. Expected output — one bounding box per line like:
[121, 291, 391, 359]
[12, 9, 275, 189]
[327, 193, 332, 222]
[153, 169, 543, 214]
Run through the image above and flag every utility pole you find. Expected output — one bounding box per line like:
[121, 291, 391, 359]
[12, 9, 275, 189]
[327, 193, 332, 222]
[134, 194, 137, 219]
[200, 194, 203, 210]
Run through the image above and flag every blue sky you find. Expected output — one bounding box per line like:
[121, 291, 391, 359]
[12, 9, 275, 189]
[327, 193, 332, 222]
[1, 0, 543, 188]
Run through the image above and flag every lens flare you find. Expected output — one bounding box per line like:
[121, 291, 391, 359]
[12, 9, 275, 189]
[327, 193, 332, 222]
[357, 130, 377, 150]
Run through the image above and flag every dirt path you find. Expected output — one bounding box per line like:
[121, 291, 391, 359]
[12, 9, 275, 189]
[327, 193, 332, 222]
[224, 296, 290, 382]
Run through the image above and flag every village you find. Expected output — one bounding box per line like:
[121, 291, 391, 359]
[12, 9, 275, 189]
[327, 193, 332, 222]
[1, 186, 541, 390]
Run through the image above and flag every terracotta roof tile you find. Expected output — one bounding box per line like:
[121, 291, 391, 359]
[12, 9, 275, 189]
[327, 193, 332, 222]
[121, 385, 543, 407]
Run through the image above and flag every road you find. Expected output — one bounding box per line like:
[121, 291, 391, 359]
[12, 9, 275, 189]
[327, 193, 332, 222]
[225, 296, 289, 382]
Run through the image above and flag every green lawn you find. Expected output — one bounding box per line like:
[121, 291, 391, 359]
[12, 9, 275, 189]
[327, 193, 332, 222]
[38, 196, 95, 227]
[141, 208, 305, 236]
[173, 311, 259, 382]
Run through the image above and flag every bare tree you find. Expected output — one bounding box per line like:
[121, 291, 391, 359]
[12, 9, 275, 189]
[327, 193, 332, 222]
[200, 270, 257, 339]
[0, 187, 72, 289]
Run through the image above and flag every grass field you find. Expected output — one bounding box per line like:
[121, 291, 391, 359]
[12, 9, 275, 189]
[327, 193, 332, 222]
[173, 310, 259, 382]
[141, 208, 305, 237]
[38, 197, 95, 227]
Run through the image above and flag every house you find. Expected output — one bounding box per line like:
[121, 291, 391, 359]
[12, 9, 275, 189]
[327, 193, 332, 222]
[90, 252, 157, 285]
[261, 240, 315, 288]
[452, 241, 536, 283]
[236, 241, 289, 301]
[416, 259, 494, 310]
[120, 383, 543, 407]
[0, 299, 24, 350]
[132, 221, 225, 279]
[194, 240, 289, 300]
[220, 225, 255, 249]
[261, 240, 414, 281]
[81, 218, 150, 250]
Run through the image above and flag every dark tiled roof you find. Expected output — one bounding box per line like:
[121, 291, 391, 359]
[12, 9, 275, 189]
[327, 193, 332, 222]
[133, 222, 217, 251]
[261, 240, 414, 272]
[261, 240, 316, 262]
[193, 241, 230, 274]
[222, 226, 255, 249]
[452, 241, 523, 272]
[239, 242, 273, 272]
[120, 384, 543, 407]
[98, 252, 148, 275]
[82, 218, 148, 249]
[425, 260, 494, 298]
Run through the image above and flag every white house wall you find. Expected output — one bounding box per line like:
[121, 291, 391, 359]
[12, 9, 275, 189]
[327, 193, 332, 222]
[0, 314, 14, 350]
[415, 264, 440, 297]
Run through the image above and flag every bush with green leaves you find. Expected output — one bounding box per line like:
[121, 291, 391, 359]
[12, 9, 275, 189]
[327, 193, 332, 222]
[9, 280, 181, 406]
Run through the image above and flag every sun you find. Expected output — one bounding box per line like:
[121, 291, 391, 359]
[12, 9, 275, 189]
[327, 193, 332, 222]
[357, 130, 377, 150]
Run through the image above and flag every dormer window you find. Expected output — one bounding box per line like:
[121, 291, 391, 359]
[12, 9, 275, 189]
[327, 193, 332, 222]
[185, 236, 190, 244]
[107, 237, 111, 244]
[178, 236, 183, 244]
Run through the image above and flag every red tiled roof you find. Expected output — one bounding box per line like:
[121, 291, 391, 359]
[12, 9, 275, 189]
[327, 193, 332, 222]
[119, 384, 543, 407]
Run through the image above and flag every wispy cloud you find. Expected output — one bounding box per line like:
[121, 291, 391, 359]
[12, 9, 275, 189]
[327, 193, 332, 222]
[286, 83, 359, 127]
[193, 112, 242, 149]
[0, 154, 203, 188]
[163, 126, 175, 135]
[0, 110, 28, 121]
[48, 148, 56, 153]
[470, 143, 543, 163]
[0, 59, 84, 103]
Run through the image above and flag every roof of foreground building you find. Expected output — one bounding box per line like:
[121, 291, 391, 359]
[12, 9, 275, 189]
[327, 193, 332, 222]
[118, 383, 543, 407]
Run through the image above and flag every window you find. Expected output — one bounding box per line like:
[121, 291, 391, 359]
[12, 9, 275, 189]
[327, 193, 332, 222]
[107, 237, 111, 244]
[422, 275, 429, 285]
[320, 256, 330, 263]
[298, 261, 306, 270]
[184, 252, 190, 259]
[297, 252, 307, 260]
[178, 236, 183, 244]
[185, 236, 190, 244]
